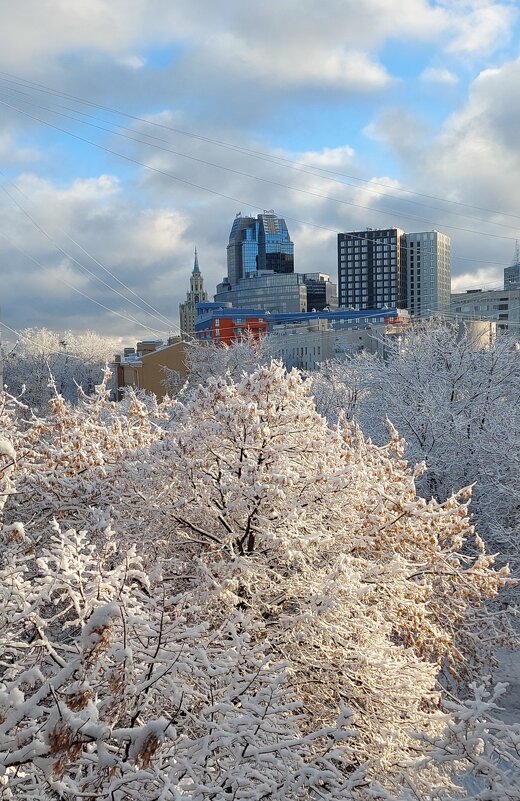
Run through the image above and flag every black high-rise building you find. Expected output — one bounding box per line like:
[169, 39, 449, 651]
[337, 228, 407, 310]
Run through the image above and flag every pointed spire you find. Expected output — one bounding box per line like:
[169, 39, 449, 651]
[193, 247, 200, 274]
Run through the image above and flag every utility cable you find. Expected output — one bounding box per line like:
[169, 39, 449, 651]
[0, 80, 518, 235]
[0, 229, 168, 337]
[2, 68, 520, 223]
[0, 181, 175, 336]
[0, 94, 518, 245]
[0, 171, 178, 332]
[0, 96, 517, 267]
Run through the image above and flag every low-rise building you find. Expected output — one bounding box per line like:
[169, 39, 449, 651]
[195, 302, 269, 344]
[195, 303, 409, 366]
[450, 288, 520, 333]
[268, 314, 409, 369]
[112, 337, 192, 400]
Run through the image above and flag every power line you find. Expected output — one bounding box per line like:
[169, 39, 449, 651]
[2, 68, 520, 224]
[0, 181, 174, 337]
[0, 228, 169, 338]
[0, 95, 517, 268]
[1, 79, 518, 236]
[0, 172, 178, 332]
[0, 92, 519, 246]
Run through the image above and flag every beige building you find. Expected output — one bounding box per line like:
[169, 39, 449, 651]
[112, 337, 192, 400]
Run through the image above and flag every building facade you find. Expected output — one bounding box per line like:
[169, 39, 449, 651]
[214, 272, 308, 314]
[451, 288, 520, 333]
[196, 303, 408, 347]
[337, 228, 407, 310]
[226, 211, 294, 285]
[195, 302, 269, 344]
[112, 338, 191, 400]
[504, 244, 520, 290]
[179, 248, 208, 338]
[406, 231, 451, 316]
[302, 273, 338, 311]
[337, 227, 450, 315]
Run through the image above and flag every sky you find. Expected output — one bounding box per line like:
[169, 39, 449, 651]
[1, 0, 520, 343]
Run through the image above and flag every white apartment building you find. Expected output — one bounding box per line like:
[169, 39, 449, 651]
[407, 231, 451, 316]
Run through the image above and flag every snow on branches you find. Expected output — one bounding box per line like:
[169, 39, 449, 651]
[0, 361, 517, 799]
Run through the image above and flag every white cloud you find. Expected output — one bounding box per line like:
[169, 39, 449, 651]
[420, 66, 459, 84]
[444, 1, 516, 56]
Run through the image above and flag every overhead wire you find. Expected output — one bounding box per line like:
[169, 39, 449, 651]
[0, 181, 174, 336]
[0, 228, 169, 338]
[0, 94, 517, 272]
[2, 68, 520, 223]
[0, 79, 518, 236]
[0, 92, 518, 251]
[1, 70, 519, 332]
[0, 171, 178, 332]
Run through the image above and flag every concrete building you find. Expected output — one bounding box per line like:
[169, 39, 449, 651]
[268, 315, 409, 369]
[406, 231, 451, 316]
[450, 288, 520, 333]
[337, 228, 407, 311]
[337, 227, 451, 316]
[112, 337, 191, 400]
[215, 271, 308, 314]
[179, 248, 208, 338]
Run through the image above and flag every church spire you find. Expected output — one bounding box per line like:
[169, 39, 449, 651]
[193, 247, 200, 274]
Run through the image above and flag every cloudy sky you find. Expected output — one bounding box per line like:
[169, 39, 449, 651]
[1, 0, 520, 342]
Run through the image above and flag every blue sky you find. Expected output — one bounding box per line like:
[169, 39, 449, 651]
[1, 0, 520, 339]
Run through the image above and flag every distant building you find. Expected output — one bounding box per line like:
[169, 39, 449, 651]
[179, 248, 208, 338]
[406, 231, 451, 316]
[504, 242, 520, 290]
[195, 302, 268, 344]
[269, 315, 408, 369]
[337, 228, 407, 310]
[215, 271, 308, 314]
[451, 288, 520, 333]
[337, 227, 451, 316]
[301, 273, 338, 311]
[227, 211, 294, 285]
[195, 302, 408, 358]
[112, 338, 191, 400]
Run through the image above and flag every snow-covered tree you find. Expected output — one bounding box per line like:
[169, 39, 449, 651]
[184, 332, 272, 387]
[311, 322, 520, 572]
[0, 361, 517, 799]
[3, 328, 119, 409]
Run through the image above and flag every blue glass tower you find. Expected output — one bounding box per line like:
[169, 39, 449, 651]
[226, 211, 294, 286]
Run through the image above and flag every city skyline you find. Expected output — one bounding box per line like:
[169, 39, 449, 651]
[1, 1, 520, 340]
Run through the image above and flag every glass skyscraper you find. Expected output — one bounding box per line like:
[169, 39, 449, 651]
[226, 211, 294, 285]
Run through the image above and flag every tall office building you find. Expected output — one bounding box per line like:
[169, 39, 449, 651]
[406, 231, 451, 316]
[337, 228, 407, 310]
[226, 211, 294, 286]
[337, 227, 450, 314]
[179, 248, 208, 338]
